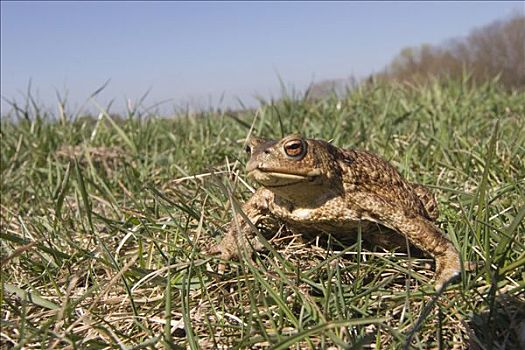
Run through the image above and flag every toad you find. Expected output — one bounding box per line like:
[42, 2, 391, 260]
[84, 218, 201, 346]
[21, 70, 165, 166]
[209, 134, 461, 291]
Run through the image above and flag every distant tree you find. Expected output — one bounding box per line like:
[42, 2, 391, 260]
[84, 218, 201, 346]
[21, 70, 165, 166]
[379, 13, 525, 89]
[305, 77, 358, 101]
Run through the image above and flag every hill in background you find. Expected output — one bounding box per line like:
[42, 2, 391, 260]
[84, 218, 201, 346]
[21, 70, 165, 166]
[306, 13, 524, 100]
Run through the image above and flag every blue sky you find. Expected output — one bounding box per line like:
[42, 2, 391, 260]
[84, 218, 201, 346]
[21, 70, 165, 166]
[1, 1, 522, 115]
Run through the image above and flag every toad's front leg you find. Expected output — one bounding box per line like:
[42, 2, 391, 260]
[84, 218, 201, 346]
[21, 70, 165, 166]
[207, 188, 275, 264]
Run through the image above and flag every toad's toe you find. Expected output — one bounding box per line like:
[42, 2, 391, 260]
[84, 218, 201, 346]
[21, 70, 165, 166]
[434, 254, 461, 291]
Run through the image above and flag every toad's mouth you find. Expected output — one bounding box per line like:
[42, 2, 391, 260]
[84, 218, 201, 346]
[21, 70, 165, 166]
[247, 168, 321, 187]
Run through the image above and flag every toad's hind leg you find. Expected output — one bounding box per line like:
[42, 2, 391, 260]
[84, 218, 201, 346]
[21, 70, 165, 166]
[355, 193, 461, 291]
[411, 183, 439, 222]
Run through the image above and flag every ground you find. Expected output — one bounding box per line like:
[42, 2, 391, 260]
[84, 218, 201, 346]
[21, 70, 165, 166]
[1, 78, 524, 349]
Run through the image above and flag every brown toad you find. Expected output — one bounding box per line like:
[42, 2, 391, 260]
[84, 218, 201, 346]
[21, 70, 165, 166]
[209, 134, 461, 291]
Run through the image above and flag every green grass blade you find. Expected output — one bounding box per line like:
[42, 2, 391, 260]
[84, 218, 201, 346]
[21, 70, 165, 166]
[3, 283, 59, 310]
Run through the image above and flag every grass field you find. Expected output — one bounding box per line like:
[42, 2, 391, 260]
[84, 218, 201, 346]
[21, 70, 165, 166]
[1, 77, 524, 349]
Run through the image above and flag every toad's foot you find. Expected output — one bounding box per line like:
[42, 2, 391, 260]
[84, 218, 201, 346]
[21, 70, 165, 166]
[206, 231, 265, 273]
[206, 239, 238, 274]
[434, 246, 461, 291]
[207, 242, 236, 261]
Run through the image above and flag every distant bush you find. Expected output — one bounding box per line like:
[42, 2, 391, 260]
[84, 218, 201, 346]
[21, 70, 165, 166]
[378, 13, 525, 89]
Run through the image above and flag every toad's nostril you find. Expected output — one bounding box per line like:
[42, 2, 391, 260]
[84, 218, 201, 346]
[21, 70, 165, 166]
[264, 149, 271, 154]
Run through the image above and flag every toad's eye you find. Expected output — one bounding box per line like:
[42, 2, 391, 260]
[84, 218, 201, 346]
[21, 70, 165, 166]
[245, 145, 251, 154]
[284, 139, 307, 159]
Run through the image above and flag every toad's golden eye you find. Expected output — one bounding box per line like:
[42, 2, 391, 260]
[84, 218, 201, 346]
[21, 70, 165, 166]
[284, 139, 307, 159]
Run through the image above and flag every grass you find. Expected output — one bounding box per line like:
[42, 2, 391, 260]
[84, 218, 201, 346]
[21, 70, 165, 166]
[1, 77, 524, 349]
